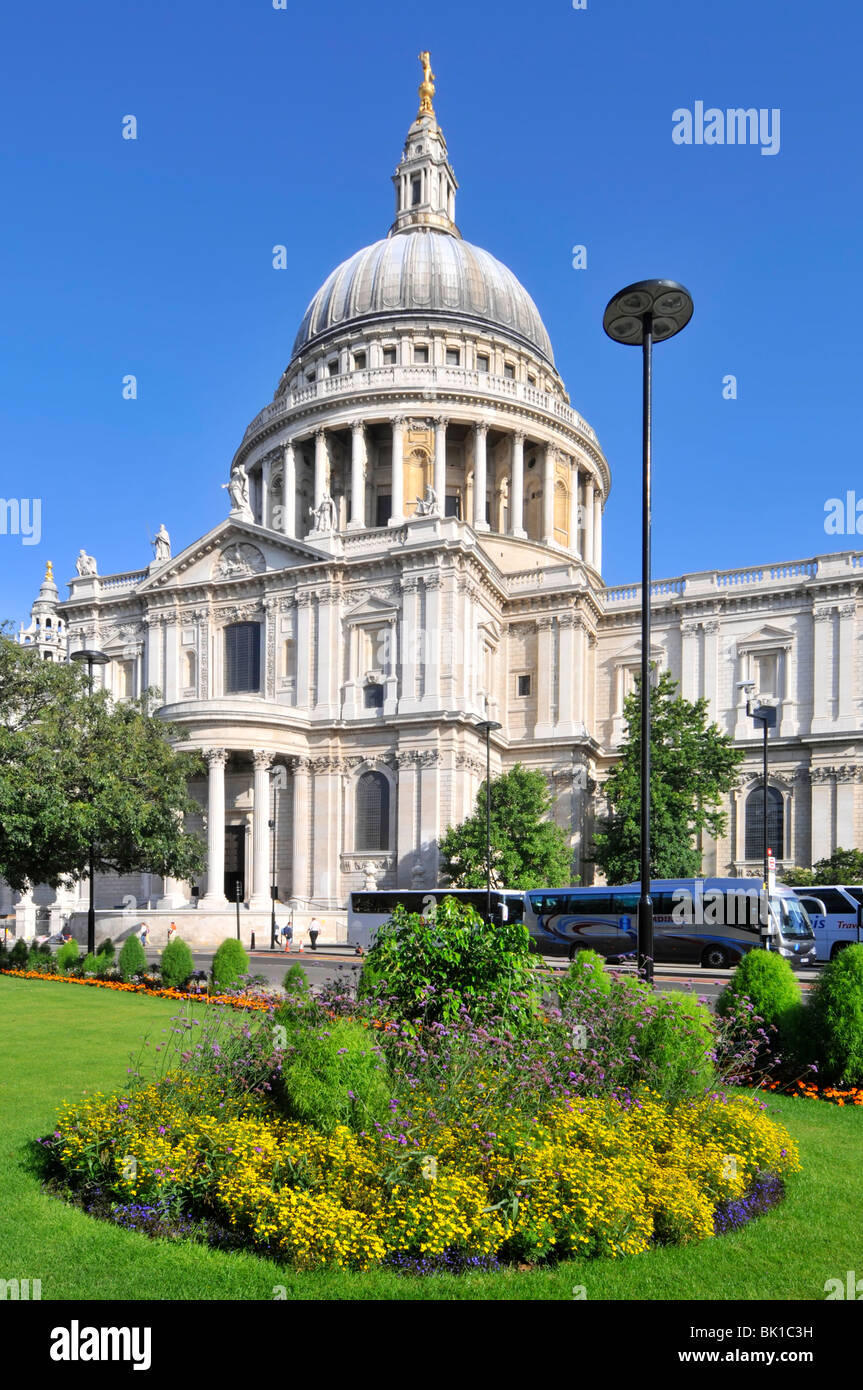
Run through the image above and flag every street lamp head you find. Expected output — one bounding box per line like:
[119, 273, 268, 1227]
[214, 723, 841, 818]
[475, 720, 503, 734]
[603, 280, 694, 346]
[737, 680, 756, 691]
[70, 648, 110, 666]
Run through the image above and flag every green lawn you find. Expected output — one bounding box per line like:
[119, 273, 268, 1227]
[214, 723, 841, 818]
[1, 974, 860, 1301]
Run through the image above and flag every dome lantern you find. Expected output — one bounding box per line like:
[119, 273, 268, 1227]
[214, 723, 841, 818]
[390, 51, 459, 238]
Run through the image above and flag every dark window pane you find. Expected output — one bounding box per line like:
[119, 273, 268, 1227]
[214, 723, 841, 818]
[445, 494, 461, 519]
[376, 495, 391, 528]
[363, 683, 383, 709]
[356, 772, 390, 851]
[745, 787, 783, 861]
[225, 623, 261, 693]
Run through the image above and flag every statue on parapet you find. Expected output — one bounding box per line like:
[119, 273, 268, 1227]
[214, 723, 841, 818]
[414, 484, 439, 517]
[222, 464, 252, 520]
[310, 491, 338, 532]
[153, 523, 171, 562]
[75, 549, 97, 577]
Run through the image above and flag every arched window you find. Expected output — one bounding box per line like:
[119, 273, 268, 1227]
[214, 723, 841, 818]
[356, 771, 390, 851]
[184, 650, 197, 689]
[745, 786, 784, 861]
[225, 622, 261, 693]
[554, 479, 569, 546]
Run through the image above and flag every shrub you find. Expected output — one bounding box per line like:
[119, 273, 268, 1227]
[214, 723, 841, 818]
[118, 934, 147, 980]
[212, 939, 249, 991]
[803, 943, 863, 1085]
[28, 943, 53, 971]
[357, 895, 541, 1025]
[96, 938, 115, 964]
[80, 952, 100, 976]
[716, 949, 801, 1033]
[556, 948, 611, 1009]
[160, 938, 195, 989]
[273, 1017, 393, 1134]
[57, 940, 80, 972]
[10, 938, 30, 968]
[0, 939, 8, 968]
[282, 963, 309, 997]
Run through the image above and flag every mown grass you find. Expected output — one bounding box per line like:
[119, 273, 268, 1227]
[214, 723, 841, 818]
[1, 974, 860, 1301]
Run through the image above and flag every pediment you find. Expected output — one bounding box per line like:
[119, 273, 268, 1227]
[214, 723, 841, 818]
[737, 624, 794, 652]
[345, 595, 400, 624]
[138, 519, 330, 592]
[613, 639, 665, 665]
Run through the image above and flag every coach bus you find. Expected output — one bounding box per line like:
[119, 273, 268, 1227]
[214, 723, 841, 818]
[794, 885, 863, 963]
[347, 888, 525, 950]
[523, 878, 816, 969]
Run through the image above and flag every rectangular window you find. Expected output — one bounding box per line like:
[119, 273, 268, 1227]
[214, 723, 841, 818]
[352, 351, 366, 370]
[327, 359, 339, 376]
[445, 348, 460, 366]
[225, 623, 261, 694]
[382, 346, 397, 365]
[413, 345, 429, 364]
[445, 493, 461, 519]
[527, 374, 537, 386]
[517, 674, 531, 697]
[476, 354, 489, 372]
[411, 175, 422, 206]
[376, 494, 391, 528]
[504, 362, 516, 379]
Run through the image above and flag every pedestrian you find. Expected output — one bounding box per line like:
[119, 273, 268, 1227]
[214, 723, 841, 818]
[139, 922, 150, 950]
[280, 919, 293, 953]
[308, 916, 322, 951]
[167, 921, 177, 944]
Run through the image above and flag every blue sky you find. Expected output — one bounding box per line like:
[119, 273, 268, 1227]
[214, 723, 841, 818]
[2, 0, 861, 622]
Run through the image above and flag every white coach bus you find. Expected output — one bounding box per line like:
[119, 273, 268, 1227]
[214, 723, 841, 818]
[793, 885, 863, 963]
[347, 888, 525, 950]
[523, 878, 816, 969]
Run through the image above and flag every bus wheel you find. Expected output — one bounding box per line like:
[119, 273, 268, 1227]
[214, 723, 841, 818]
[830, 941, 851, 960]
[568, 944, 585, 963]
[701, 945, 730, 969]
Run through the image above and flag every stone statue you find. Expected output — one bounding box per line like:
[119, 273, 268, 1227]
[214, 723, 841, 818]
[414, 484, 438, 517]
[75, 549, 97, 577]
[310, 491, 337, 532]
[153, 523, 171, 562]
[222, 465, 252, 519]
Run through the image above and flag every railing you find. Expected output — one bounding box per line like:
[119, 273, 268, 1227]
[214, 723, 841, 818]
[98, 570, 148, 592]
[604, 558, 823, 605]
[240, 365, 600, 449]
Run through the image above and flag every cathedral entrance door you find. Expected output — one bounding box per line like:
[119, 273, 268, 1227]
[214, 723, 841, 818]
[224, 824, 246, 904]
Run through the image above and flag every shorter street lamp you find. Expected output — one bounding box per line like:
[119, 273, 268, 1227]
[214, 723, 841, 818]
[476, 720, 502, 924]
[738, 680, 778, 949]
[70, 648, 110, 955]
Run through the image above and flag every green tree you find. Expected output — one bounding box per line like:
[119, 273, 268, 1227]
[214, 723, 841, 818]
[813, 848, 863, 885]
[592, 670, 744, 884]
[0, 636, 205, 892]
[438, 763, 572, 889]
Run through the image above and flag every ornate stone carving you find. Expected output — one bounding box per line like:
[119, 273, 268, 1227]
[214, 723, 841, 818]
[215, 543, 266, 580]
[252, 750, 273, 772]
[203, 748, 227, 768]
[216, 603, 262, 624]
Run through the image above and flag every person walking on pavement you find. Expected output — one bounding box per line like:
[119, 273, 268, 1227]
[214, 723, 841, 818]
[281, 919, 294, 953]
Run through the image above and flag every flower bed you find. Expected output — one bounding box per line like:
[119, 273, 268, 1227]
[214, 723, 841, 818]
[42, 1081, 798, 1271]
[0, 968, 274, 1013]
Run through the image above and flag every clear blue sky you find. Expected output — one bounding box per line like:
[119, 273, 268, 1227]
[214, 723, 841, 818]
[2, 0, 861, 622]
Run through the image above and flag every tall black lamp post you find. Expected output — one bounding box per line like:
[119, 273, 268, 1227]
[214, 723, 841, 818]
[70, 647, 110, 955]
[269, 764, 287, 950]
[476, 719, 502, 923]
[603, 281, 693, 983]
[738, 680, 778, 948]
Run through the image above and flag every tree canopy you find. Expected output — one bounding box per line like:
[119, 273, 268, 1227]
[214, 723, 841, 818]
[0, 635, 205, 891]
[782, 847, 863, 888]
[591, 669, 744, 884]
[438, 762, 573, 890]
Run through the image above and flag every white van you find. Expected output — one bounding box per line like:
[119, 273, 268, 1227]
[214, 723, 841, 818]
[794, 885, 863, 963]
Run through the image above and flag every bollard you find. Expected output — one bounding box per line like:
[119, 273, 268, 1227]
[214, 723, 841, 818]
[251, 931, 256, 951]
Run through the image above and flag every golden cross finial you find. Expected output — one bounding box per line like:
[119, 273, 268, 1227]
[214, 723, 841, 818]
[45, 560, 54, 578]
[417, 50, 435, 117]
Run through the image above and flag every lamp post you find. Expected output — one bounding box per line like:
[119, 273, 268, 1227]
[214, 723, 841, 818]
[269, 764, 287, 950]
[738, 680, 778, 948]
[475, 720, 502, 923]
[603, 280, 693, 983]
[70, 647, 110, 955]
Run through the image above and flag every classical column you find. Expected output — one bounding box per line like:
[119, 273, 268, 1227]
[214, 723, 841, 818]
[200, 749, 228, 907]
[836, 769, 856, 848]
[556, 614, 577, 736]
[314, 428, 328, 509]
[837, 602, 856, 726]
[811, 608, 833, 732]
[473, 423, 489, 530]
[583, 475, 595, 568]
[541, 444, 555, 543]
[569, 463, 581, 556]
[349, 420, 366, 529]
[810, 772, 833, 862]
[534, 618, 555, 737]
[314, 587, 341, 718]
[389, 416, 405, 524]
[290, 758, 310, 904]
[399, 577, 421, 713]
[249, 750, 273, 909]
[281, 440, 296, 538]
[421, 574, 442, 708]
[433, 415, 447, 513]
[510, 431, 526, 537]
[702, 620, 719, 723]
[261, 457, 272, 528]
[295, 593, 312, 707]
[593, 488, 603, 573]
[396, 754, 418, 886]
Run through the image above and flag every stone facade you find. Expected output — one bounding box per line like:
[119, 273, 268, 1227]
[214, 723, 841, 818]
[8, 70, 863, 931]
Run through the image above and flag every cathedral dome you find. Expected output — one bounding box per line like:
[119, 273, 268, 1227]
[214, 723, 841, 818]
[291, 228, 555, 365]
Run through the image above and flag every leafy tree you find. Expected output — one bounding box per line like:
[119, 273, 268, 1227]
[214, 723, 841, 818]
[812, 848, 863, 885]
[591, 670, 744, 883]
[779, 866, 815, 888]
[0, 636, 205, 892]
[438, 763, 572, 889]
